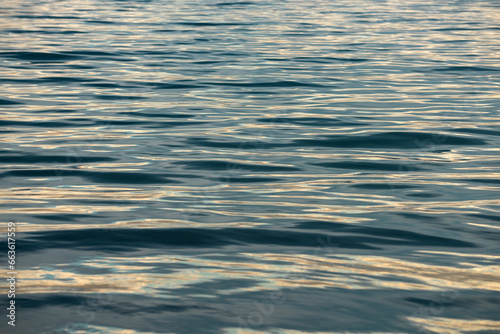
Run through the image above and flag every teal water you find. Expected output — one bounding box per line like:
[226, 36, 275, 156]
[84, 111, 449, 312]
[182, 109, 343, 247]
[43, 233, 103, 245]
[1, 0, 500, 333]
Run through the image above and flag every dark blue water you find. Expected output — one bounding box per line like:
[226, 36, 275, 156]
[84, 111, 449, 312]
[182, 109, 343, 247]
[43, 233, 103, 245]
[1, 0, 500, 333]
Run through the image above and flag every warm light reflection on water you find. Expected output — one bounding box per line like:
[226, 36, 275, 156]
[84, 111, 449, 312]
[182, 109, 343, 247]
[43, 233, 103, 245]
[19, 253, 500, 296]
[1, 0, 499, 333]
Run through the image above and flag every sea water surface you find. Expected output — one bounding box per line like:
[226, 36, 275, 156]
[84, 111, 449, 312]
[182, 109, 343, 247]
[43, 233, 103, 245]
[1, 0, 500, 333]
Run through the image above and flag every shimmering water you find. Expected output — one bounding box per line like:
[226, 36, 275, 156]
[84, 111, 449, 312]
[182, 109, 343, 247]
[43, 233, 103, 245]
[1, 0, 500, 333]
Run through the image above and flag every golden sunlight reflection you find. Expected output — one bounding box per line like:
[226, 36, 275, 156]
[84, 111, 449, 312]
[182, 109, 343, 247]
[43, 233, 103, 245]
[223, 329, 364, 334]
[18, 253, 500, 295]
[407, 317, 500, 334]
[64, 324, 172, 334]
[2, 181, 500, 232]
[416, 251, 500, 260]
[2, 0, 499, 332]
[467, 223, 500, 230]
[1, 205, 138, 214]
[8, 219, 265, 233]
[223, 330, 403, 334]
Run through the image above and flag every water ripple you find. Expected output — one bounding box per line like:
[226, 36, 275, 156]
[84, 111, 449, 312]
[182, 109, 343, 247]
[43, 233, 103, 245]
[1, 0, 500, 333]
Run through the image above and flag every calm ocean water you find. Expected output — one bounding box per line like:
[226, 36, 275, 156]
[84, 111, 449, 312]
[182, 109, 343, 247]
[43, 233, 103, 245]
[1, 0, 500, 333]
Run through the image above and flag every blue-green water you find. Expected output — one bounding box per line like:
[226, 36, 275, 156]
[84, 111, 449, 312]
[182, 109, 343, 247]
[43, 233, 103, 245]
[1, 0, 500, 333]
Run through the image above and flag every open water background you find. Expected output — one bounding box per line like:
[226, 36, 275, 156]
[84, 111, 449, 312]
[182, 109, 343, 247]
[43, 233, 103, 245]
[1, 0, 500, 333]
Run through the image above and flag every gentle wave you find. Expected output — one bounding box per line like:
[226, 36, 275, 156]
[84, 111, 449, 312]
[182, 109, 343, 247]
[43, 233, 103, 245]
[1, 0, 500, 333]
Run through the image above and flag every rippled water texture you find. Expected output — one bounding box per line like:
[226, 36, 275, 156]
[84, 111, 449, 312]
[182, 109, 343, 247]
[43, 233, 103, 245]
[1, 0, 500, 333]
